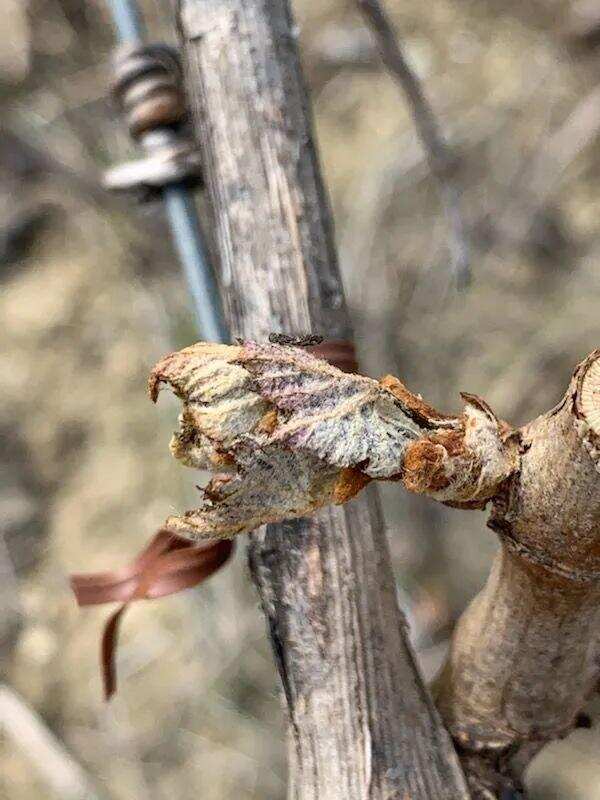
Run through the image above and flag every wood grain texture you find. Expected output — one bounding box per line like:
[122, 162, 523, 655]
[177, 1, 470, 797]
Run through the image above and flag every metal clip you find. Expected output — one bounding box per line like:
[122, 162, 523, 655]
[104, 43, 202, 199]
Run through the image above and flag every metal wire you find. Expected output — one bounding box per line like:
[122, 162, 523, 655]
[164, 186, 229, 342]
[107, 0, 229, 343]
[109, 0, 144, 44]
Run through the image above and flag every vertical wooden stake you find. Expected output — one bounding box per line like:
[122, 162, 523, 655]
[177, 1, 470, 797]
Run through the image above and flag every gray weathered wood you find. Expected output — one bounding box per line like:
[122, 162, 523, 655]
[177, 1, 470, 797]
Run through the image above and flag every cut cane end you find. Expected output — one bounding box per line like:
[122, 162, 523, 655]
[579, 354, 600, 435]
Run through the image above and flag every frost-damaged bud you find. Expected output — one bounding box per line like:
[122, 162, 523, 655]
[149, 341, 519, 540]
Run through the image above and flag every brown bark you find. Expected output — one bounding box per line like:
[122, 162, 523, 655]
[435, 352, 600, 793]
[177, 1, 470, 799]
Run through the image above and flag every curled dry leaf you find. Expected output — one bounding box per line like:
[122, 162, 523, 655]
[149, 341, 519, 540]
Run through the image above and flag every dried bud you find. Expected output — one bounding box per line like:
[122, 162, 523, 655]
[149, 341, 517, 539]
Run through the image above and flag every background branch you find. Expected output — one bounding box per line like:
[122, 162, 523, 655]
[0, 684, 108, 800]
[356, 0, 471, 287]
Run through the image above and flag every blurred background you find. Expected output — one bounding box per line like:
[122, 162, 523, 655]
[2, 0, 600, 798]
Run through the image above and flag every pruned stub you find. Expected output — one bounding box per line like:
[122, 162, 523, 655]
[493, 349, 600, 583]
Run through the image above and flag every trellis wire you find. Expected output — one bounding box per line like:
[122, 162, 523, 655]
[107, 0, 229, 343]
